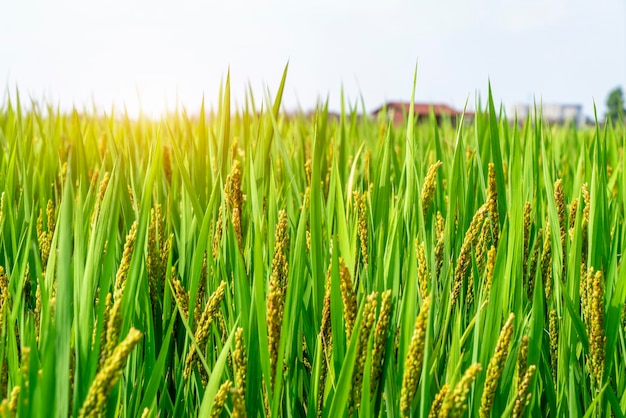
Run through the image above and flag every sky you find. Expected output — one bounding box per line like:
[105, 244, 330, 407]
[1, 0, 625, 119]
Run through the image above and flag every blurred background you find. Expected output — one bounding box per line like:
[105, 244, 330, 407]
[0, 0, 624, 121]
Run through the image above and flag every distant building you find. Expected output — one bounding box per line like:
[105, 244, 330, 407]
[371, 102, 474, 126]
[509, 103, 583, 126]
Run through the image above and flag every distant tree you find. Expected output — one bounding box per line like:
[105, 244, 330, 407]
[606, 86, 625, 123]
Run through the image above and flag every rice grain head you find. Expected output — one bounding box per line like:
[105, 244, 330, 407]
[416, 241, 430, 298]
[231, 388, 247, 418]
[225, 159, 244, 251]
[114, 221, 139, 300]
[581, 183, 590, 261]
[104, 221, 138, 359]
[266, 209, 290, 384]
[371, 290, 392, 395]
[452, 204, 487, 309]
[184, 281, 227, 379]
[541, 222, 553, 300]
[587, 268, 605, 388]
[428, 384, 449, 418]
[349, 292, 378, 413]
[79, 328, 143, 418]
[568, 198, 578, 236]
[210, 380, 233, 418]
[549, 309, 558, 384]
[421, 160, 442, 216]
[440, 363, 483, 418]
[554, 179, 566, 282]
[479, 313, 515, 418]
[476, 217, 491, 274]
[487, 163, 499, 247]
[354, 190, 369, 268]
[340, 258, 358, 340]
[317, 265, 333, 416]
[233, 327, 247, 394]
[400, 297, 431, 417]
[213, 206, 224, 259]
[512, 365, 536, 418]
[8, 385, 20, 415]
[484, 246, 497, 299]
[434, 212, 446, 280]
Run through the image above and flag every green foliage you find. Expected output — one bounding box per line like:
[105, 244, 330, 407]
[606, 87, 625, 124]
[0, 73, 625, 417]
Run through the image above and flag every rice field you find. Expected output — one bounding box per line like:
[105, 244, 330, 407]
[1, 70, 626, 417]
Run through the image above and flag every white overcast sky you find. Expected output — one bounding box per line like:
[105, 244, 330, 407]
[1, 0, 625, 118]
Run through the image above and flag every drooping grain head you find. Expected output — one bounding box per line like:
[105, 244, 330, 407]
[340, 258, 358, 340]
[172, 276, 189, 322]
[371, 289, 392, 395]
[452, 204, 487, 309]
[231, 137, 240, 161]
[184, 281, 227, 379]
[79, 328, 143, 418]
[434, 211, 446, 280]
[421, 160, 442, 216]
[190, 255, 209, 328]
[230, 388, 247, 418]
[569, 198, 578, 232]
[441, 363, 483, 418]
[581, 183, 590, 261]
[484, 245, 497, 299]
[103, 222, 138, 358]
[7, 385, 20, 414]
[554, 179, 567, 282]
[37, 200, 55, 268]
[479, 313, 515, 418]
[354, 190, 369, 268]
[541, 222, 553, 300]
[147, 205, 169, 307]
[98, 172, 111, 202]
[305, 158, 312, 185]
[400, 297, 431, 417]
[587, 269, 605, 388]
[320, 264, 333, 356]
[225, 160, 243, 214]
[416, 241, 429, 298]
[225, 160, 244, 250]
[46, 199, 55, 237]
[210, 381, 233, 418]
[487, 163, 499, 247]
[114, 221, 139, 300]
[266, 209, 290, 384]
[213, 205, 224, 259]
[349, 292, 378, 413]
[428, 384, 449, 418]
[233, 327, 247, 394]
[476, 217, 491, 274]
[317, 264, 333, 417]
[512, 365, 536, 418]
[549, 309, 558, 384]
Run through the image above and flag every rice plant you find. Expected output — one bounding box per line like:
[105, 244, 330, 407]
[0, 69, 625, 417]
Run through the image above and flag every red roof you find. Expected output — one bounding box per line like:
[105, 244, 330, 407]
[392, 102, 457, 116]
[371, 102, 475, 125]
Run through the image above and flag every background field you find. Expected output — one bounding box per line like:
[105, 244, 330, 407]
[0, 70, 625, 417]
